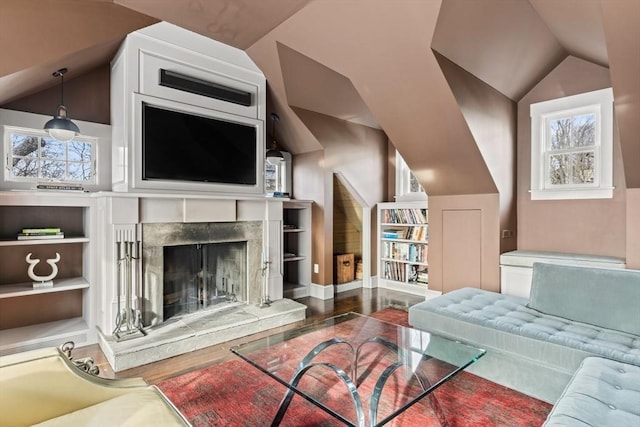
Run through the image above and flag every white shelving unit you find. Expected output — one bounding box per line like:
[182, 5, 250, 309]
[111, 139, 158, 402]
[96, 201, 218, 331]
[0, 191, 95, 355]
[282, 200, 312, 299]
[377, 201, 438, 298]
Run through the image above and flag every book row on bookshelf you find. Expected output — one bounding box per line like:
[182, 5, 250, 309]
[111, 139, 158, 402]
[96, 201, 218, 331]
[382, 241, 428, 264]
[383, 261, 429, 285]
[17, 227, 64, 240]
[382, 225, 428, 241]
[382, 208, 428, 224]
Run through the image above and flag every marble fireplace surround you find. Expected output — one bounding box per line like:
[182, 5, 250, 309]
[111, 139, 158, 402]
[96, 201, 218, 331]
[141, 221, 265, 326]
[97, 196, 306, 372]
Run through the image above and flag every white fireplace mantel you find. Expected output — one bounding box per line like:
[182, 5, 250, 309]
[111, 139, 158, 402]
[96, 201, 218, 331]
[93, 192, 285, 337]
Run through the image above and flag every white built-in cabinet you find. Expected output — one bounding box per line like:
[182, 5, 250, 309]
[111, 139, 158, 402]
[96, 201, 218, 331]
[282, 200, 312, 299]
[0, 191, 95, 355]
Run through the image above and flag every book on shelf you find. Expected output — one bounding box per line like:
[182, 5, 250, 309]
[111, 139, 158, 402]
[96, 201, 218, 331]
[383, 208, 428, 224]
[17, 232, 64, 240]
[266, 191, 290, 198]
[21, 227, 61, 235]
[36, 184, 84, 191]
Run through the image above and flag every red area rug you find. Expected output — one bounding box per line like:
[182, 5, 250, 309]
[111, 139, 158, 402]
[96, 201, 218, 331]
[158, 308, 552, 426]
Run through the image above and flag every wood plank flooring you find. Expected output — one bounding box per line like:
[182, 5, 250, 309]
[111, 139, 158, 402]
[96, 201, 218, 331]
[73, 288, 424, 384]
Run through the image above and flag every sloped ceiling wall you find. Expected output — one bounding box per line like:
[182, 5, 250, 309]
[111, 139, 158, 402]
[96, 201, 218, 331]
[1, 0, 638, 191]
[0, 0, 157, 105]
[248, 0, 497, 196]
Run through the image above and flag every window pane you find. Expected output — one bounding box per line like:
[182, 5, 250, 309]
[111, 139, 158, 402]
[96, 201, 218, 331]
[11, 135, 39, 157]
[68, 162, 92, 181]
[571, 151, 595, 184]
[265, 163, 278, 192]
[40, 138, 66, 160]
[549, 154, 570, 184]
[571, 114, 595, 147]
[40, 160, 66, 179]
[12, 158, 38, 177]
[68, 141, 92, 162]
[550, 118, 571, 150]
[409, 172, 423, 193]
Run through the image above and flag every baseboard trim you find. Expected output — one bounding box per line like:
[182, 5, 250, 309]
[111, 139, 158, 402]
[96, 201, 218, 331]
[309, 283, 334, 300]
[335, 280, 363, 293]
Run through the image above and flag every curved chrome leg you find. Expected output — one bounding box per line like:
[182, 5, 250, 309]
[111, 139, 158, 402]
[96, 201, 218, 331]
[271, 338, 357, 426]
[271, 334, 442, 426]
[271, 362, 365, 427]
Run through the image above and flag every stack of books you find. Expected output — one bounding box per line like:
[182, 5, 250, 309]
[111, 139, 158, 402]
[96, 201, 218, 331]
[17, 227, 64, 240]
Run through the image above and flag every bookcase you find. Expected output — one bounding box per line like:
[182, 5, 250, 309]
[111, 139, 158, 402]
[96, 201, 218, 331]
[282, 200, 312, 299]
[377, 201, 429, 296]
[0, 191, 95, 355]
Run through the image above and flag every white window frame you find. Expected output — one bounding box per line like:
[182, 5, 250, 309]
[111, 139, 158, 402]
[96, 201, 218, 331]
[530, 88, 614, 200]
[395, 150, 426, 202]
[4, 125, 97, 186]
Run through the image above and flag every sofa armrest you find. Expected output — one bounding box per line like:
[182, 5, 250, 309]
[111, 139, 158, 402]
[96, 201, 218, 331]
[0, 347, 185, 426]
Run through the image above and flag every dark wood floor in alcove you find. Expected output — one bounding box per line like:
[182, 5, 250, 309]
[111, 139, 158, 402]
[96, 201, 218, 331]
[74, 288, 424, 384]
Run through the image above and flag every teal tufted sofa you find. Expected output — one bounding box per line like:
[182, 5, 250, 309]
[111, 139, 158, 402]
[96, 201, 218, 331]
[408, 262, 640, 411]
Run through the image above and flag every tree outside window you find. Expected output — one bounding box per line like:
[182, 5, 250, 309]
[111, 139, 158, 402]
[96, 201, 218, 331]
[7, 128, 95, 185]
[530, 88, 613, 200]
[396, 151, 426, 201]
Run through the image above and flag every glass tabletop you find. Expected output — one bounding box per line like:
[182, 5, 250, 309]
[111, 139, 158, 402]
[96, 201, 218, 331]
[231, 312, 486, 426]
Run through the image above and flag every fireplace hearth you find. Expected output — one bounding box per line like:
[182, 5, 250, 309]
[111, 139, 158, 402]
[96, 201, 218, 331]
[97, 218, 306, 372]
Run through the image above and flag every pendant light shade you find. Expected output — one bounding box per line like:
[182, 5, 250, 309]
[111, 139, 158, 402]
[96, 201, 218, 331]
[266, 113, 284, 164]
[44, 68, 80, 142]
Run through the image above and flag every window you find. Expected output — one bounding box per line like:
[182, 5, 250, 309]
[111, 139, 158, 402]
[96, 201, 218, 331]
[264, 161, 284, 194]
[395, 151, 426, 201]
[264, 151, 291, 196]
[530, 88, 613, 200]
[5, 126, 96, 186]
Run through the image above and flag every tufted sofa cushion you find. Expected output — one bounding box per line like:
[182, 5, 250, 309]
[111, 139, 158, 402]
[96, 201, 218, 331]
[544, 357, 640, 426]
[409, 287, 640, 367]
[528, 263, 640, 336]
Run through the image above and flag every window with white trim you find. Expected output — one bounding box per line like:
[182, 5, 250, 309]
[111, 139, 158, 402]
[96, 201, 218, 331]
[4, 126, 96, 186]
[395, 150, 426, 202]
[530, 88, 613, 200]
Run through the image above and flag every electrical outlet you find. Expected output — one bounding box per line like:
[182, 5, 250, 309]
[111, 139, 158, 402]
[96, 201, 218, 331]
[313, 263, 319, 274]
[501, 230, 514, 239]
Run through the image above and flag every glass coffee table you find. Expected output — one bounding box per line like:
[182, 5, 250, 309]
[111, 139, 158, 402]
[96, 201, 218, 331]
[231, 312, 485, 426]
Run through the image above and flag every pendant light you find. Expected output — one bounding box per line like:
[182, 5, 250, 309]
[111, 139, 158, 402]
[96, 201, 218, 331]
[266, 112, 284, 164]
[43, 68, 80, 142]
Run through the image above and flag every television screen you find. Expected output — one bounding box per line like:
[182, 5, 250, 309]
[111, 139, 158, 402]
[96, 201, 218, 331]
[142, 103, 257, 185]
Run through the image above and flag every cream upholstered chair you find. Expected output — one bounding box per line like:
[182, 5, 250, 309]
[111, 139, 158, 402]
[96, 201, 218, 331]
[0, 346, 190, 426]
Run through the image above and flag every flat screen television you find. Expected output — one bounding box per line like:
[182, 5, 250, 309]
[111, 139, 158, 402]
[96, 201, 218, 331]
[126, 95, 264, 195]
[143, 103, 257, 185]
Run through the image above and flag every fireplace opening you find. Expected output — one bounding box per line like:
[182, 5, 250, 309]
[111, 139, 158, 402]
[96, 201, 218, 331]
[163, 241, 247, 321]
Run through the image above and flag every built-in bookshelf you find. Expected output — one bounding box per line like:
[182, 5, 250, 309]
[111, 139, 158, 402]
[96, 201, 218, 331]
[0, 191, 95, 355]
[282, 200, 312, 299]
[377, 201, 434, 297]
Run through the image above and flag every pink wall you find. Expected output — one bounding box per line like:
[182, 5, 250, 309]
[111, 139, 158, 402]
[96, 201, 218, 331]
[292, 109, 388, 285]
[626, 189, 640, 268]
[428, 194, 501, 293]
[2, 66, 111, 124]
[517, 56, 627, 259]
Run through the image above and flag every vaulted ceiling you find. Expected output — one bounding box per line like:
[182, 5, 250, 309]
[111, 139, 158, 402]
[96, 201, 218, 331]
[1, 0, 638, 191]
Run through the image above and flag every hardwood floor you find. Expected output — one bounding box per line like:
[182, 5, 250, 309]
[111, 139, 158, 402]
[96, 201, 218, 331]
[73, 288, 424, 384]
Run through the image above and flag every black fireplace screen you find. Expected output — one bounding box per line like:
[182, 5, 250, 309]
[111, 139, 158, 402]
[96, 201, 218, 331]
[163, 241, 247, 320]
